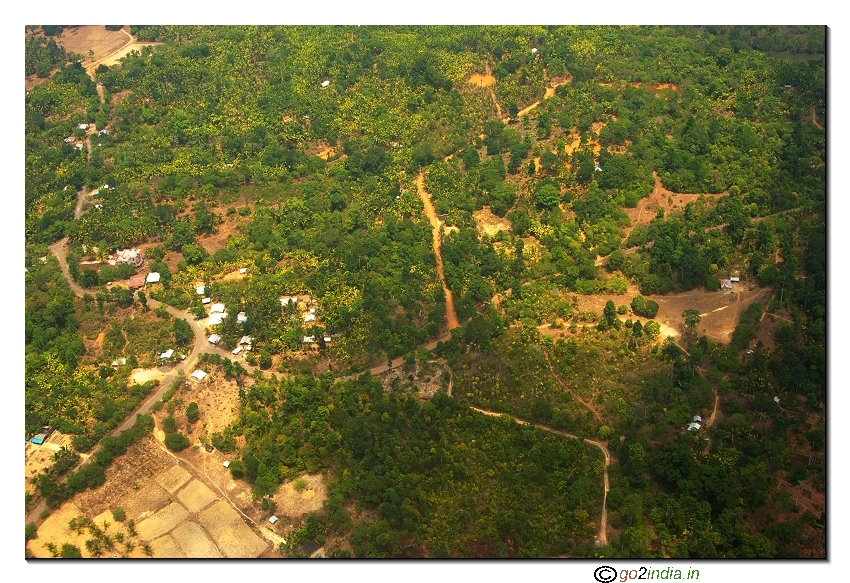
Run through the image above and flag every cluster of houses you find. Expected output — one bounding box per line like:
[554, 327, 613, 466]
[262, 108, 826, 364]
[200, 279, 253, 354]
[281, 295, 335, 348]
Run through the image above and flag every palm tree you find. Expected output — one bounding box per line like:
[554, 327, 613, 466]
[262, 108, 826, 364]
[142, 543, 153, 557]
[85, 539, 102, 557]
[44, 542, 60, 558]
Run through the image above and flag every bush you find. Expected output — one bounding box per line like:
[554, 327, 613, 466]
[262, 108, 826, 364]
[293, 477, 308, 492]
[162, 416, 178, 434]
[186, 402, 200, 423]
[229, 459, 246, 479]
[25, 522, 37, 542]
[631, 295, 659, 319]
[164, 432, 190, 451]
[111, 507, 126, 522]
[60, 543, 83, 558]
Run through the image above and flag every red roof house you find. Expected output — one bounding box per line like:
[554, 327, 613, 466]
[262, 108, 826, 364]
[128, 273, 146, 289]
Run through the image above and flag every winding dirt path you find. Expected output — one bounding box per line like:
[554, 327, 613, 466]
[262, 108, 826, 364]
[415, 173, 460, 331]
[469, 407, 611, 546]
[443, 365, 609, 546]
[507, 76, 572, 122]
[811, 106, 823, 130]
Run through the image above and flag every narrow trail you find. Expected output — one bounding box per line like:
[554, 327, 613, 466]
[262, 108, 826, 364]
[415, 173, 460, 332]
[469, 407, 611, 547]
[444, 366, 609, 546]
[506, 76, 572, 122]
[483, 63, 504, 120]
[543, 351, 605, 425]
[811, 106, 823, 130]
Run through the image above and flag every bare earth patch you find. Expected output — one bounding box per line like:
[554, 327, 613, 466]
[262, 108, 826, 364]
[171, 521, 222, 557]
[150, 533, 185, 558]
[155, 465, 193, 495]
[98, 42, 160, 67]
[623, 172, 729, 237]
[273, 473, 329, 519]
[55, 26, 129, 64]
[199, 499, 268, 558]
[130, 367, 169, 385]
[27, 502, 88, 558]
[186, 373, 242, 439]
[468, 73, 496, 87]
[473, 206, 512, 237]
[136, 502, 190, 540]
[177, 479, 219, 513]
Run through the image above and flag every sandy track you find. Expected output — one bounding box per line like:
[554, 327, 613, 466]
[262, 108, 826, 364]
[415, 173, 460, 331]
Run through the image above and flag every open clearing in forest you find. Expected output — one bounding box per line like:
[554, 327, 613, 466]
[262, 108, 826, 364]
[55, 26, 130, 64]
[623, 172, 729, 237]
[467, 73, 496, 87]
[183, 374, 242, 440]
[473, 206, 512, 238]
[98, 43, 161, 67]
[130, 367, 170, 385]
[273, 473, 329, 519]
[535, 283, 770, 345]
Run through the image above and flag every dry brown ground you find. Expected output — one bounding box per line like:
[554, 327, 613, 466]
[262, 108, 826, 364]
[54, 26, 129, 65]
[24, 433, 74, 496]
[473, 206, 512, 238]
[98, 42, 161, 67]
[377, 361, 448, 400]
[32, 431, 273, 559]
[308, 140, 337, 160]
[273, 473, 329, 519]
[623, 172, 729, 239]
[534, 283, 770, 345]
[130, 367, 170, 385]
[467, 73, 496, 87]
[26, 74, 53, 90]
[183, 375, 241, 439]
[652, 285, 771, 344]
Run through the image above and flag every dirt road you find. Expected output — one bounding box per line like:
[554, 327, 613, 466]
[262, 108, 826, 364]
[415, 173, 460, 331]
[812, 106, 823, 130]
[501, 76, 572, 123]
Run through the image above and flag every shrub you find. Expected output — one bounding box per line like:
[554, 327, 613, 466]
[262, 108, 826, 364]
[186, 402, 200, 423]
[631, 295, 659, 318]
[293, 478, 308, 492]
[164, 432, 190, 451]
[162, 416, 178, 434]
[111, 507, 126, 522]
[229, 459, 245, 479]
[60, 543, 83, 558]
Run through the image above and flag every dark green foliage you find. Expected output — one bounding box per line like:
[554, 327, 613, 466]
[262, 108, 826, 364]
[186, 402, 200, 423]
[60, 543, 83, 558]
[164, 432, 191, 451]
[631, 296, 659, 319]
[534, 183, 561, 209]
[172, 318, 194, 346]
